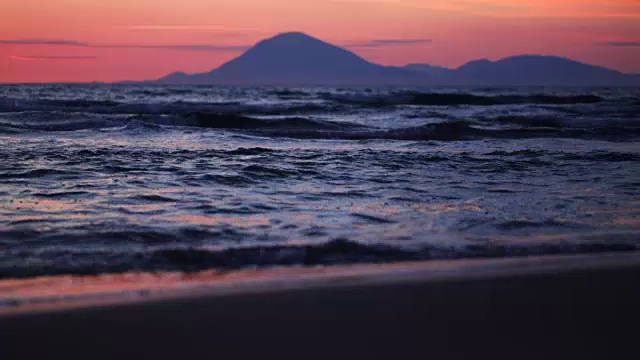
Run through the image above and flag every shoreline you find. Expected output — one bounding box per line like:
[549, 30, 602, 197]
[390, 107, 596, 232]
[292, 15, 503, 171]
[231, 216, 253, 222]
[2, 251, 639, 315]
[3, 252, 640, 359]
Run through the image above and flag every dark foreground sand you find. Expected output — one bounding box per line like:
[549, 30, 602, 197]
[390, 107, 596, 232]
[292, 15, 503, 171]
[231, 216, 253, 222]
[2, 253, 640, 360]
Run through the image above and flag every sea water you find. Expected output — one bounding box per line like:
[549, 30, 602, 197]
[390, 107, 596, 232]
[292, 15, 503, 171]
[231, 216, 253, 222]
[0, 84, 638, 278]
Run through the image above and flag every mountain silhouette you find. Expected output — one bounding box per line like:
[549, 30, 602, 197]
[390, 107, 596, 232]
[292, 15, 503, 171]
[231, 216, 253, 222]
[157, 32, 639, 86]
[446, 55, 634, 86]
[159, 32, 420, 86]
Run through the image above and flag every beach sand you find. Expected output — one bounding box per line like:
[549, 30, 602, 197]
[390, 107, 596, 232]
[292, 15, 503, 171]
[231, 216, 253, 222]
[2, 252, 640, 360]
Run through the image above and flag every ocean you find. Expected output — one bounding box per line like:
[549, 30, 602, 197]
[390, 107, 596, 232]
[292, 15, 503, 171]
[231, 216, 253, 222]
[0, 84, 638, 279]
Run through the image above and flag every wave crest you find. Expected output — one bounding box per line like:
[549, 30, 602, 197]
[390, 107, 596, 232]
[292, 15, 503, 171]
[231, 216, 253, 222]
[1, 237, 637, 278]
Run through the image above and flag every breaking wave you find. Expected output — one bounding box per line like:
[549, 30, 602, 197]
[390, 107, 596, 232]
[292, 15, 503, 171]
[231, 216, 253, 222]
[1, 237, 637, 278]
[323, 92, 606, 106]
[2, 111, 638, 141]
[0, 91, 618, 115]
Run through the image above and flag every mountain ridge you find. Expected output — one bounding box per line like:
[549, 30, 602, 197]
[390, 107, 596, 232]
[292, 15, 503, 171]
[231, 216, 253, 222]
[156, 32, 639, 86]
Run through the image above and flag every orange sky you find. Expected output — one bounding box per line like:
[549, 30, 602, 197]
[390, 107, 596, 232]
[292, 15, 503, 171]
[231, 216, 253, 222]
[1, 0, 639, 83]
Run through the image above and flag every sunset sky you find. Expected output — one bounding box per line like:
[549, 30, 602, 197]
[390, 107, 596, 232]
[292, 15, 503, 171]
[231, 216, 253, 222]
[1, 0, 639, 83]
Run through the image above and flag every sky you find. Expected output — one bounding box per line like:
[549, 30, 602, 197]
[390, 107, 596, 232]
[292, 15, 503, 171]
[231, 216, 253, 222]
[0, 0, 639, 83]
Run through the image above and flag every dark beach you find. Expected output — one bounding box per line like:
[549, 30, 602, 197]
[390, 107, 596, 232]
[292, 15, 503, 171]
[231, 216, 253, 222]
[3, 252, 639, 360]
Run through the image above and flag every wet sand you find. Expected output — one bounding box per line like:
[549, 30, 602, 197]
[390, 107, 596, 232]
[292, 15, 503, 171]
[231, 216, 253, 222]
[3, 253, 640, 360]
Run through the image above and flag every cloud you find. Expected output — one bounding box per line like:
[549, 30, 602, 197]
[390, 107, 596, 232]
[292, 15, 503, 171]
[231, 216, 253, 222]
[347, 39, 432, 48]
[596, 41, 640, 47]
[121, 25, 257, 35]
[0, 39, 89, 46]
[125, 25, 235, 31]
[11, 55, 97, 61]
[0, 38, 249, 52]
[334, 0, 527, 13]
[95, 44, 250, 52]
[0, 35, 432, 53]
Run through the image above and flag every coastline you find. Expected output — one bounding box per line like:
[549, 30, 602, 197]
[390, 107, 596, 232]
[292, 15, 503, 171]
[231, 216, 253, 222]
[3, 252, 640, 359]
[2, 251, 639, 315]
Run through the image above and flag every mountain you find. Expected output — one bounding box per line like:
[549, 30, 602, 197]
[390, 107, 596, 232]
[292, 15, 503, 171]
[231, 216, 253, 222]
[448, 55, 635, 86]
[156, 33, 640, 86]
[157, 32, 423, 86]
[404, 64, 451, 75]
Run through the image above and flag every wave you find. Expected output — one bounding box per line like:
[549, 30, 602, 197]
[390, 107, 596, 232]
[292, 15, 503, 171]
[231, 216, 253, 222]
[0, 97, 331, 116]
[559, 151, 639, 162]
[0, 168, 81, 179]
[2, 111, 638, 141]
[0, 112, 124, 132]
[187, 113, 367, 131]
[323, 92, 605, 106]
[414, 93, 605, 106]
[485, 150, 547, 157]
[1, 237, 637, 278]
[234, 120, 640, 142]
[481, 150, 638, 162]
[0, 91, 612, 117]
[489, 116, 565, 128]
[226, 147, 277, 156]
[144, 115, 639, 142]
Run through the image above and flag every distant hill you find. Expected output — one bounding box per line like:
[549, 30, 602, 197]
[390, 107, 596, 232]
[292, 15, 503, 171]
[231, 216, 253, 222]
[156, 33, 640, 86]
[446, 55, 635, 86]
